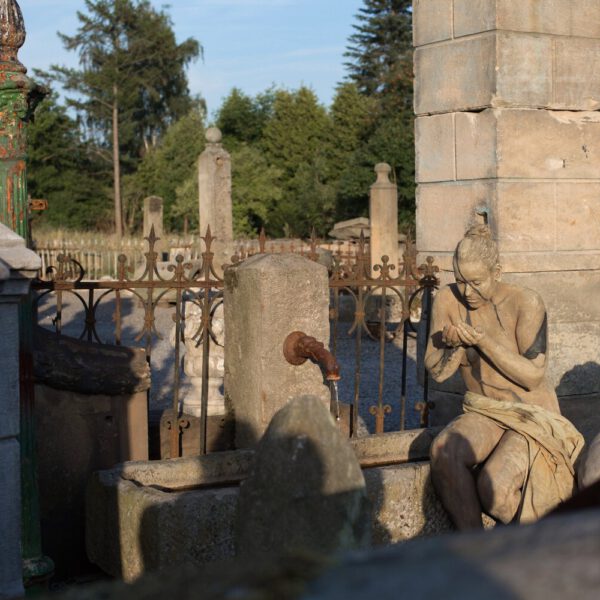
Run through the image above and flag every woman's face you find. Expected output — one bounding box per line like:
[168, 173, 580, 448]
[453, 258, 499, 309]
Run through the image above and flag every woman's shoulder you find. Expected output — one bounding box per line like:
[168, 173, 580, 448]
[498, 282, 546, 312]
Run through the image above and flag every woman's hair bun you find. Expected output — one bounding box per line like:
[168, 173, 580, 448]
[464, 224, 493, 240]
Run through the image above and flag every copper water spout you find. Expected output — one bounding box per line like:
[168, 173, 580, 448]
[283, 331, 341, 381]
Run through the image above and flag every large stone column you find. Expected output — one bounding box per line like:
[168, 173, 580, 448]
[414, 0, 600, 430]
[224, 254, 331, 448]
[0, 224, 40, 599]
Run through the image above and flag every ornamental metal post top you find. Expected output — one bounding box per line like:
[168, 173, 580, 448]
[0, 0, 46, 239]
[0, 0, 26, 73]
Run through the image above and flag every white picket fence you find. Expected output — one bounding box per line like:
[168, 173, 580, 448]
[34, 233, 202, 280]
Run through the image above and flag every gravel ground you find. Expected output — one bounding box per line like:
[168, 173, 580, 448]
[36, 291, 424, 434]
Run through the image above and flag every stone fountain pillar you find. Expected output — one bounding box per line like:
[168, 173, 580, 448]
[414, 0, 600, 434]
[224, 254, 331, 448]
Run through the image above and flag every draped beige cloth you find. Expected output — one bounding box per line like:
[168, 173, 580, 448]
[463, 392, 585, 523]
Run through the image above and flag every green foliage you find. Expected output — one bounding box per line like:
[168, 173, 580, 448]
[340, 0, 415, 229]
[230, 145, 283, 237]
[27, 92, 112, 230]
[216, 88, 275, 150]
[338, 110, 415, 228]
[344, 0, 413, 107]
[123, 107, 205, 230]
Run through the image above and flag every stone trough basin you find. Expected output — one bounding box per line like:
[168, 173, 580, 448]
[86, 428, 453, 582]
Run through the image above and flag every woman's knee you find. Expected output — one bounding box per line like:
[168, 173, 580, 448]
[431, 429, 474, 470]
[477, 464, 521, 524]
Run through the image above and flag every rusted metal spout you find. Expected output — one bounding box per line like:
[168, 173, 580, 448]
[283, 331, 341, 381]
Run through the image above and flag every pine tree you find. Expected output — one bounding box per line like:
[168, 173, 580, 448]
[344, 0, 413, 109]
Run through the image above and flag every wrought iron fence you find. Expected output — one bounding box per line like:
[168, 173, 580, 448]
[32, 226, 438, 458]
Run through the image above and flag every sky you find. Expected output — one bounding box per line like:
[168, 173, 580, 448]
[18, 0, 365, 119]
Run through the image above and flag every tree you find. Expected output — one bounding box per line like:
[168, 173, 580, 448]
[27, 91, 112, 230]
[261, 87, 334, 236]
[49, 0, 201, 237]
[337, 111, 415, 228]
[216, 87, 275, 150]
[123, 105, 205, 231]
[230, 145, 283, 237]
[344, 0, 413, 110]
[341, 1, 415, 228]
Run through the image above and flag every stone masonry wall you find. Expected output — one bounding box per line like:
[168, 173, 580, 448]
[414, 0, 600, 420]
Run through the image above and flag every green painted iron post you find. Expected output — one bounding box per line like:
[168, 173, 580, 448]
[0, 0, 53, 589]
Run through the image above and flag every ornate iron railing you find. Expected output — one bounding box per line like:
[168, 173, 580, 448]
[33, 226, 439, 457]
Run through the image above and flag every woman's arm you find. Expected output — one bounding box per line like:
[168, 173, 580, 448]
[454, 293, 547, 391]
[425, 289, 466, 383]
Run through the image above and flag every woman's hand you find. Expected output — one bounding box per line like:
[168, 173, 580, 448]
[455, 322, 485, 346]
[442, 324, 462, 347]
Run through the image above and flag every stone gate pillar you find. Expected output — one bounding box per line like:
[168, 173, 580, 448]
[414, 0, 600, 430]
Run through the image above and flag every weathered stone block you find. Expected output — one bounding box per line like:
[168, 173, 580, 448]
[555, 37, 600, 110]
[453, 111, 497, 181]
[416, 181, 493, 252]
[453, 0, 497, 37]
[492, 181, 556, 253]
[224, 254, 330, 448]
[86, 468, 239, 582]
[416, 31, 600, 114]
[556, 182, 600, 251]
[412, 0, 453, 46]
[415, 114, 456, 183]
[496, 32, 554, 108]
[499, 111, 600, 179]
[364, 462, 452, 545]
[236, 396, 370, 557]
[415, 34, 497, 115]
[504, 271, 600, 324]
[452, 0, 600, 39]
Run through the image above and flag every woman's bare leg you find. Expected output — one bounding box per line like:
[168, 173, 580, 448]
[430, 413, 504, 530]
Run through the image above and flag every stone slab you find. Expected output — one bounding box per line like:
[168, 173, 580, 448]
[412, 0, 453, 46]
[415, 32, 600, 115]
[416, 181, 493, 252]
[454, 0, 600, 40]
[121, 449, 254, 491]
[415, 114, 456, 183]
[419, 109, 600, 183]
[415, 33, 497, 115]
[350, 428, 441, 466]
[418, 179, 600, 258]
